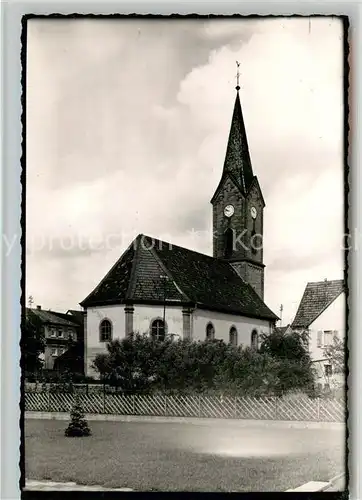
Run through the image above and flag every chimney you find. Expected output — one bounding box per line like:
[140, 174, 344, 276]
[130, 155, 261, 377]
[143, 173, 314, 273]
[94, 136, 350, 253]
[36, 305, 41, 310]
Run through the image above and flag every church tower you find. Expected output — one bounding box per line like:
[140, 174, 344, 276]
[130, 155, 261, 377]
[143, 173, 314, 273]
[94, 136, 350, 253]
[211, 77, 265, 299]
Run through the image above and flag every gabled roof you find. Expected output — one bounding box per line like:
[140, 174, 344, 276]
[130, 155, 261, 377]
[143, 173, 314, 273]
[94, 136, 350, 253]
[26, 308, 78, 328]
[51, 310, 84, 328]
[274, 324, 292, 335]
[66, 310, 85, 325]
[80, 234, 278, 321]
[291, 279, 345, 329]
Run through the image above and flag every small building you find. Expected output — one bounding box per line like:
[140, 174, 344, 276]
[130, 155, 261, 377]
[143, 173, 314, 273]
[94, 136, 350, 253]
[51, 309, 85, 374]
[291, 279, 345, 392]
[274, 324, 293, 335]
[27, 306, 79, 370]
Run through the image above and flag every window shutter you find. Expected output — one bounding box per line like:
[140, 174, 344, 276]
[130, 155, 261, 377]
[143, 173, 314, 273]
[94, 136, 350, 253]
[317, 330, 323, 347]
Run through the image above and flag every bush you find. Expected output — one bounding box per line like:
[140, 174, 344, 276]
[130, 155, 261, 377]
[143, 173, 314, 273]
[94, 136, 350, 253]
[65, 397, 92, 437]
[91, 332, 315, 397]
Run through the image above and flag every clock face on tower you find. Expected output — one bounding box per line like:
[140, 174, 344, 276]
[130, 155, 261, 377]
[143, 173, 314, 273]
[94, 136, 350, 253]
[250, 206, 257, 219]
[224, 204, 235, 218]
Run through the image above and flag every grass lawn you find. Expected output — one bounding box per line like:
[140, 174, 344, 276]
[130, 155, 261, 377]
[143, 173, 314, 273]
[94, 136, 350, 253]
[25, 418, 345, 492]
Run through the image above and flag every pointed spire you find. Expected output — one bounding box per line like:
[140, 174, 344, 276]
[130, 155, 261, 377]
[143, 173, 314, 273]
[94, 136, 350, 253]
[222, 79, 254, 194]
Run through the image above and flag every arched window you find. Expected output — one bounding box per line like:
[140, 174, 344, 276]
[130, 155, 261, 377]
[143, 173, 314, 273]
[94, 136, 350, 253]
[224, 228, 234, 259]
[251, 329, 258, 350]
[206, 322, 215, 340]
[99, 319, 112, 342]
[229, 326, 238, 346]
[151, 319, 166, 341]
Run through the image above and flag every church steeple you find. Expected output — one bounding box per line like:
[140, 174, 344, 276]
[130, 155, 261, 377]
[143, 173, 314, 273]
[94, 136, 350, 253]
[222, 89, 254, 194]
[211, 69, 265, 300]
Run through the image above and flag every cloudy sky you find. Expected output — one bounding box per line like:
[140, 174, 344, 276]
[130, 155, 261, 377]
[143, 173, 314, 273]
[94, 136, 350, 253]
[26, 17, 344, 324]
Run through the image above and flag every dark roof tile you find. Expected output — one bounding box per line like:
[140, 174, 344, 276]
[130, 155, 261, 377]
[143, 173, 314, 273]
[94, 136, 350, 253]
[81, 234, 278, 321]
[291, 279, 345, 329]
[26, 308, 78, 327]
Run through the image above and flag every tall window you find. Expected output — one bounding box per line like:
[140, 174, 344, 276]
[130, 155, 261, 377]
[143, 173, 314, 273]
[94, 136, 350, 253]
[229, 326, 238, 346]
[151, 319, 166, 341]
[323, 331, 333, 346]
[251, 329, 258, 350]
[99, 319, 112, 342]
[206, 322, 215, 340]
[224, 228, 234, 259]
[324, 364, 333, 377]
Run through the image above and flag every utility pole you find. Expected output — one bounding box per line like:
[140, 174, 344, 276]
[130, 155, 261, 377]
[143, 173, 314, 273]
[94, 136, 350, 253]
[280, 304, 283, 326]
[160, 275, 168, 328]
[28, 295, 34, 308]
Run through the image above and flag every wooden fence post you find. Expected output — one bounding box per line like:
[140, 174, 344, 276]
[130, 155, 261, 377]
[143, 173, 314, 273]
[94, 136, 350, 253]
[234, 397, 237, 419]
[103, 386, 106, 414]
[274, 397, 278, 420]
[317, 397, 320, 421]
[132, 394, 135, 415]
[198, 396, 201, 417]
[47, 390, 51, 412]
[165, 396, 167, 416]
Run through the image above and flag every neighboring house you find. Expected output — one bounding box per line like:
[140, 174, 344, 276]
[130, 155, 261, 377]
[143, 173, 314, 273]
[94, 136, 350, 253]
[27, 306, 79, 370]
[51, 309, 85, 374]
[274, 324, 293, 335]
[80, 85, 279, 377]
[291, 279, 345, 391]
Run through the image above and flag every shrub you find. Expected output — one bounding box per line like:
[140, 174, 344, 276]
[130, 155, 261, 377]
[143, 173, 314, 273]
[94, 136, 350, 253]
[65, 397, 92, 437]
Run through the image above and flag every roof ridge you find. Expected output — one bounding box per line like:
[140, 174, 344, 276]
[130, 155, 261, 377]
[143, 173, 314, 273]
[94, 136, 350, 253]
[140, 234, 216, 261]
[306, 278, 344, 285]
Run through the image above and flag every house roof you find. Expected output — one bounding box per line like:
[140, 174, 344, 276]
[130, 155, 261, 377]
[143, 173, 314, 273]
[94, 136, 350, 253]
[26, 308, 79, 327]
[291, 279, 345, 329]
[51, 310, 85, 327]
[274, 324, 291, 335]
[80, 234, 278, 321]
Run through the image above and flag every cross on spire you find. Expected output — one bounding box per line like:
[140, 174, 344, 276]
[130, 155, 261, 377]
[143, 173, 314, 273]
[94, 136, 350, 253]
[236, 61, 241, 91]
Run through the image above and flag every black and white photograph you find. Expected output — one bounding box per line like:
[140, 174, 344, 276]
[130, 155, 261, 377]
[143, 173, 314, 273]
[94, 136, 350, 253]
[22, 16, 347, 493]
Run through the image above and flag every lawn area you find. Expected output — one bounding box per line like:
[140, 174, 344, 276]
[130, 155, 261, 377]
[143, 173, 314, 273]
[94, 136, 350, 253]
[25, 418, 345, 492]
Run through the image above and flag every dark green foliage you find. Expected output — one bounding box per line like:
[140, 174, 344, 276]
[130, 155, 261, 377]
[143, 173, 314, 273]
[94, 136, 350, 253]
[92, 331, 315, 397]
[21, 309, 45, 376]
[324, 336, 344, 374]
[65, 397, 91, 437]
[259, 329, 310, 362]
[259, 329, 315, 396]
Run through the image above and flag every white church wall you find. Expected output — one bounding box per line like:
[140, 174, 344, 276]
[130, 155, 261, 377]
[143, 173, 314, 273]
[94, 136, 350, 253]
[133, 304, 183, 337]
[192, 309, 273, 347]
[86, 304, 125, 377]
[308, 291, 345, 362]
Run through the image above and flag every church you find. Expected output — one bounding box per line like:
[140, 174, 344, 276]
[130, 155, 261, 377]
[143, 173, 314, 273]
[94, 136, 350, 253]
[80, 82, 279, 377]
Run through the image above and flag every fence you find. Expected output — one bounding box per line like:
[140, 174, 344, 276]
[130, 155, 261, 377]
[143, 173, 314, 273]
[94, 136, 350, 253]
[25, 392, 345, 422]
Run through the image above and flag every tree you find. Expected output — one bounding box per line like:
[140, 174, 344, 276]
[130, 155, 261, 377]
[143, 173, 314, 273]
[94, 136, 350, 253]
[323, 336, 345, 393]
[259, 329, 310, 362]
[324, 336, 345, 374]
[65, 396, 91, 437]
[21, 309, 45, 378]
[259, 329, 316, 395]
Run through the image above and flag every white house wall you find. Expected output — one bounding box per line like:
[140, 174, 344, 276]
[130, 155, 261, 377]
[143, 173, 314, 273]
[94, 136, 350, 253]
[86, 304, 125, 376]
[85, 303, 274, 377]
[308, 292, 345, 362]
[133, 304, 183, 337]
[193, 309, 273, 347]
